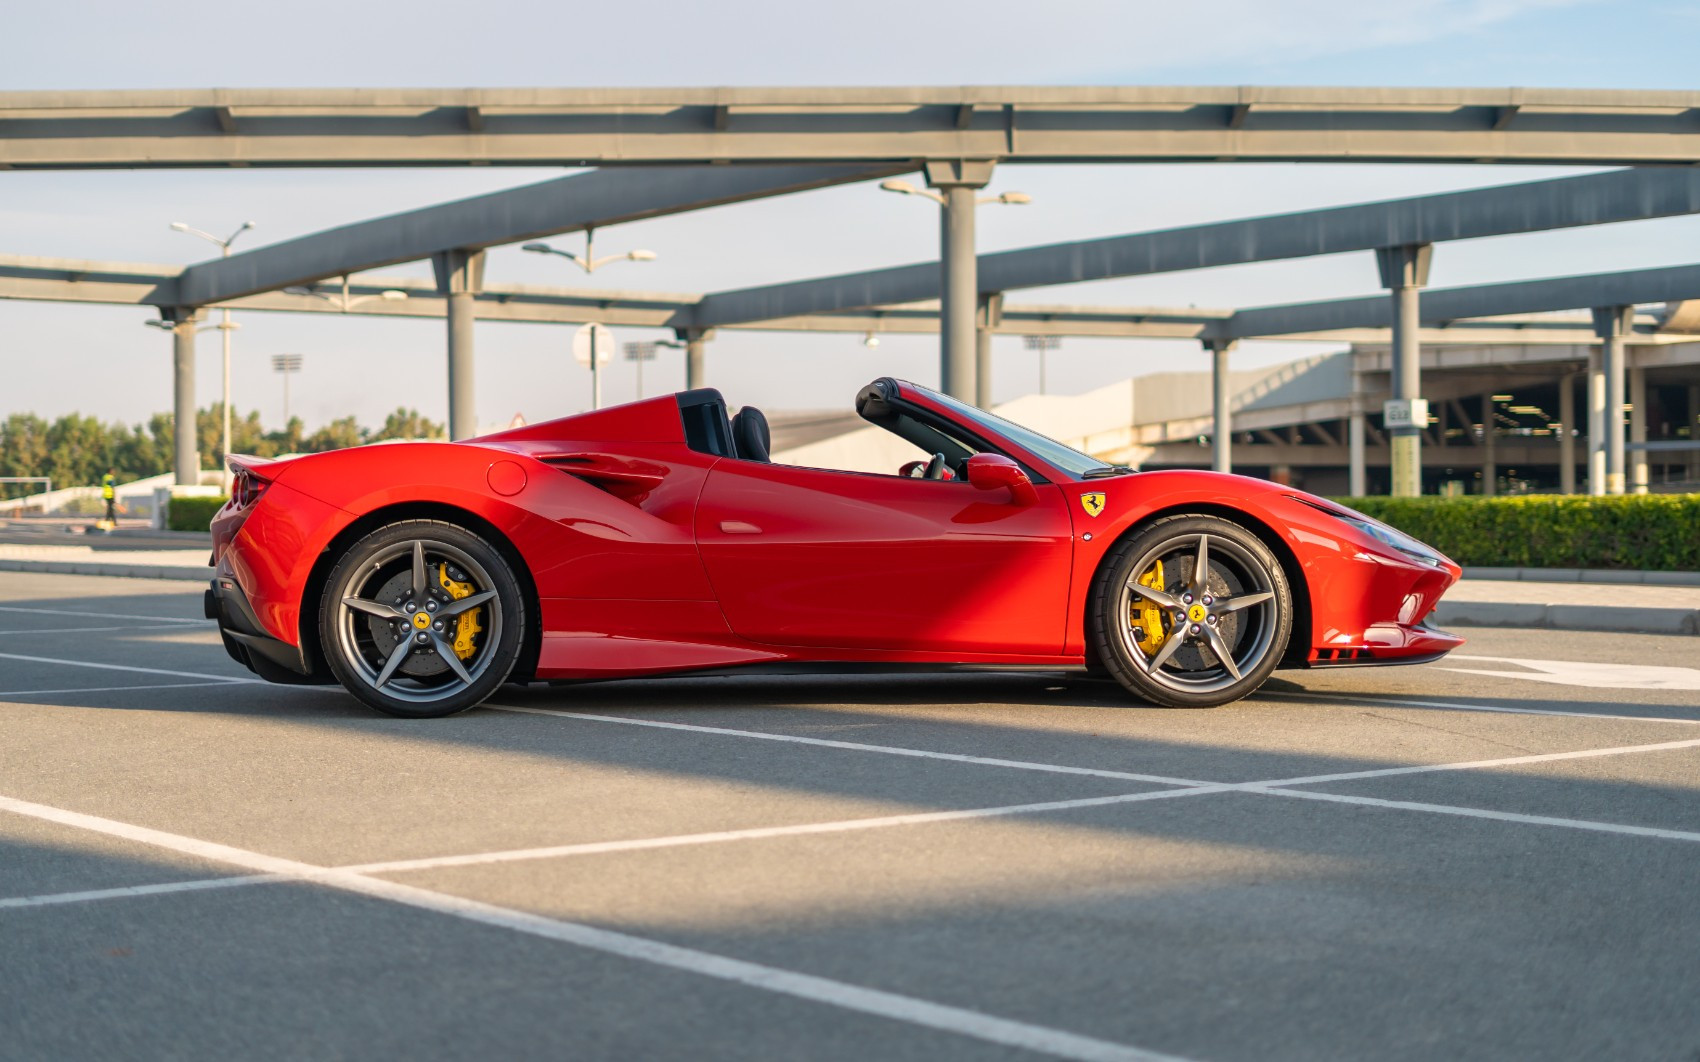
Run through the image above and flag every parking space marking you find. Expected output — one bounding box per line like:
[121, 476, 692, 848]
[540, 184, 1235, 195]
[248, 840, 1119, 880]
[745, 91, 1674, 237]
[490, 705, 1216, 788]
[344, 785, 1236, 875]
[1249, 786, 1700, 845]
[1280, 692, 1700, 726]
[0, 873, 285, 910]
[0, 652, 259, 683]
[0, 680, 244, 698]
[2, 624, 213, 635]
[0, 606, 207, 625]
[1253, 736, 1700, 788]
[0, 791, 1188, 1062]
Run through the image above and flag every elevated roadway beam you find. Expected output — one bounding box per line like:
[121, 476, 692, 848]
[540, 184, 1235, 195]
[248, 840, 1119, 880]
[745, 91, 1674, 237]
[684, 168, 1700, 329]
[173, 163, 901, 307]
[7, 86, 1700, 168]
[1219, 263, 1700, 339]
[0, 257, 1645, 344]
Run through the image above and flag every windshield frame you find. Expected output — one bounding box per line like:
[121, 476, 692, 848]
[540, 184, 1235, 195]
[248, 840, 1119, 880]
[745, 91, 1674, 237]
[899, 382, 1127, 481]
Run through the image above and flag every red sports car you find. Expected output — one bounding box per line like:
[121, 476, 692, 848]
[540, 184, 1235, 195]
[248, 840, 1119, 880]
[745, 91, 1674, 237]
[207, 378, 1462, 717]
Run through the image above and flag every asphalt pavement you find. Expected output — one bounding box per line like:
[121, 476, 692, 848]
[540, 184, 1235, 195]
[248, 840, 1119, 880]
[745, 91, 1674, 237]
[1, 571, 1698, 1061]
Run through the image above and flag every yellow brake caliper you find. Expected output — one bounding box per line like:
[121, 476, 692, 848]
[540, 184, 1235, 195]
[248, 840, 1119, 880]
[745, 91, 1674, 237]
[438, 564, 483, 661]
[1131, 560, 1168, 656]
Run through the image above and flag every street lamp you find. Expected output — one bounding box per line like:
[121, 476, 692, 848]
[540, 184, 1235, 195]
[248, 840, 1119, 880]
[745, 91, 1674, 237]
[1023, 334, 1062, 396]
[171, 220, 256, 490]
[527, 232, 656, 409]
[879, 179, 1032, 207]
[272, 353, 303, 425]
[622, 339, 683, 400]
[283, 275, 409, 312]
[522, 229, 657, 274]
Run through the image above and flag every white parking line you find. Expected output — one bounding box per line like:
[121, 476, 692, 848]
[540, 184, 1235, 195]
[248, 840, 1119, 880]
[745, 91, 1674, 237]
[1250, 786, 1700, 845]
[1278, 692, 1700, 726]
[0, 681, 247, 699]
[1254, 736, 1700, 788]
[344, 785, 1234, 875]
[490, 705, 1216, 788]
[0, 652, 259, 683]
[0, 606, 207, 625]
[0, 792, 1188, 1062]
[0, 873, 285, 909]
[2, 624, 213, 635]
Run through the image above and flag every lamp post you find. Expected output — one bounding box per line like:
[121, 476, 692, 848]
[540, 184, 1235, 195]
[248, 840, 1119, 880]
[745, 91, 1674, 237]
[522, 230, 657, 274]
[272, 353, 303, 425]
[880, 180, 1028, 404]
[171, 221, 255, 489]
[525, 233, 656, 408]
[1023, 334, 1062, 396]
[283, 275, 409, 312]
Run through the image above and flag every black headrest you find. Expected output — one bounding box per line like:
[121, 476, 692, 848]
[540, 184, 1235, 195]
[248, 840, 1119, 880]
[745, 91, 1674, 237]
[731, 407, 771, 463]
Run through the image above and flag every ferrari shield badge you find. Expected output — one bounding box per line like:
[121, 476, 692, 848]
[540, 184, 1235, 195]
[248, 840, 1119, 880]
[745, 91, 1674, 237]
[1079, 492, 1107, 518]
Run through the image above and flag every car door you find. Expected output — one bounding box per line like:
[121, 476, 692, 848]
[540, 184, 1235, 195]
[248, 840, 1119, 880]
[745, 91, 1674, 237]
[695, 460, 1073, 654]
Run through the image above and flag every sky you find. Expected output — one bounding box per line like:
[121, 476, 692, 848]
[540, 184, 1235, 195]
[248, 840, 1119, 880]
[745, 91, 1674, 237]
[3, 0, 1699, 432]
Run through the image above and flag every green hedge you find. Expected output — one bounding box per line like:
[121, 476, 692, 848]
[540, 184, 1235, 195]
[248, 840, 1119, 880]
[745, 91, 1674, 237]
[1333, 494, 1700, 571]
[166, 495, 228, 532]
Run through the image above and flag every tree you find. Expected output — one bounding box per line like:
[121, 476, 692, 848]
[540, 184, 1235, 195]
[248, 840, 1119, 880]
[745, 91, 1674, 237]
[371, 408, 446, 442]
[303, 416, 363, 453]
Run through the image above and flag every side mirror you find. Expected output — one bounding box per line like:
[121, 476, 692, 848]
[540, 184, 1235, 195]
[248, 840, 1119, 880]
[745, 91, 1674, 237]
[965, 453, 1038, 505]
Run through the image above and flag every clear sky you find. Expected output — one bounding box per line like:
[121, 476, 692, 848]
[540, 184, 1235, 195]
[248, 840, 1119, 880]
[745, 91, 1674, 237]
[4, 0, 1697, 431]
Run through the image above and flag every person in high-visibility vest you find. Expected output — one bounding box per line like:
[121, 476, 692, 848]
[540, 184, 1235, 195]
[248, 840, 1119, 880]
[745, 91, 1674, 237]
[101, 469, 117, 524]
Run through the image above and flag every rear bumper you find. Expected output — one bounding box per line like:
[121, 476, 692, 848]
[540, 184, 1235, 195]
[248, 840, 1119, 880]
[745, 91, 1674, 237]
[208, 567, 323, 683]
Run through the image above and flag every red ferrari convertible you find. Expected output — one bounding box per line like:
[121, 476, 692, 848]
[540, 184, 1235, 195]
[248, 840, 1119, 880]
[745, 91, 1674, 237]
[207, 378, 1462, 717]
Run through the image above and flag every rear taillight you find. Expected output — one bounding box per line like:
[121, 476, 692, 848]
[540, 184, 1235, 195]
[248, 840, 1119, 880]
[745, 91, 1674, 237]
[231, 470, 269, 509]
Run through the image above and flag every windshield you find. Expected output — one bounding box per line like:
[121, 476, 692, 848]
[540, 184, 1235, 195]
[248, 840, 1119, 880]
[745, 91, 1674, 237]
[920, 387, 1124, 479]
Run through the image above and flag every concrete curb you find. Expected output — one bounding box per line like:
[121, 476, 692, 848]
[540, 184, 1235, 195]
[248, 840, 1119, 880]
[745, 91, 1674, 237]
[0, 559, 210, 582]
[1433, 600, 1700, 636]
[1462, 567, 1700, 587]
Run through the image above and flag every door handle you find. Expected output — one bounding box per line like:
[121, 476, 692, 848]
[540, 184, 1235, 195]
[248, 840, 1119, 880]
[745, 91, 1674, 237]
[719, 520, 762, 534]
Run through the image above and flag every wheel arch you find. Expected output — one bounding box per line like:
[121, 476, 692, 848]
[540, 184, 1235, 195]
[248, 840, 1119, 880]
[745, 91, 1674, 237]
[299, 501, 544, 684]
[1086, 501, 1313, 670]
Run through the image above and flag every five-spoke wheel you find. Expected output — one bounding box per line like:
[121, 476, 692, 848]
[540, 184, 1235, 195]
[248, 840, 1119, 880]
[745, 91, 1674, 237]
[319, 520, 525, 717]
[1089, 514, 1292, 707]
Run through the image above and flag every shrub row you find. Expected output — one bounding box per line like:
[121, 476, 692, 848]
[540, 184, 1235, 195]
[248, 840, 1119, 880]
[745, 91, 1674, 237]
[1333, 494, 1700, 571]
[166, 495, 228, 533]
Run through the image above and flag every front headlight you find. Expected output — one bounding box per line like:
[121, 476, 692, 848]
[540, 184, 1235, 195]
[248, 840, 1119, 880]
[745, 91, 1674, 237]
[1294, 498, 1445, 566]
[1331, 511, 1445, 566]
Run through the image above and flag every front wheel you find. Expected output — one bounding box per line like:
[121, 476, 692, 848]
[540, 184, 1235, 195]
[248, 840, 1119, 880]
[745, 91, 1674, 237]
[319, 520, 525, 718]
[1088, 515, 1292, 708]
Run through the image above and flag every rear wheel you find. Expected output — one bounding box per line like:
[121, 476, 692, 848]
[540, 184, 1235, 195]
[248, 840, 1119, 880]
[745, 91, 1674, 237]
[319, 520, 525, 718]
[1088, 514, 1291, 708]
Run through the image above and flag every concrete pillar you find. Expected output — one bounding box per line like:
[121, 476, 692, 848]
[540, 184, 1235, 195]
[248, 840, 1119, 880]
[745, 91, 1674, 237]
[433, 249, 485, 441]
[1630, 365, 1648, 494]
[1558, 372, 1576, 495]
[1375, 244, 1433, 497]
[974, 294, 1002, 409]
[925, 160, 993, 403]
[1690, 384, 1700, 482]
[171, 314, 200, 487]
[1207, 339, 1237, 473]
[1592, 305, 1633, 495]
[682, 330, 709, 391]
[1348, 409, 1367, 497]
[1481, 393, 1497, 497]
[1587, 347, 1606, 496]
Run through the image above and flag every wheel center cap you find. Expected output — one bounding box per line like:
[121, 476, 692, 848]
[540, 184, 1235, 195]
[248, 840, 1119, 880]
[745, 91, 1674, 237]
[1187, 603, 1207, 623]
[412, 612, 431, 629]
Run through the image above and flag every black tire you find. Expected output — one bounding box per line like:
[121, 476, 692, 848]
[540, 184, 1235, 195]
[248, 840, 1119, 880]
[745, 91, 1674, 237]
[318, 519, 525, 718]
[1087, 514, 1291, 708]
